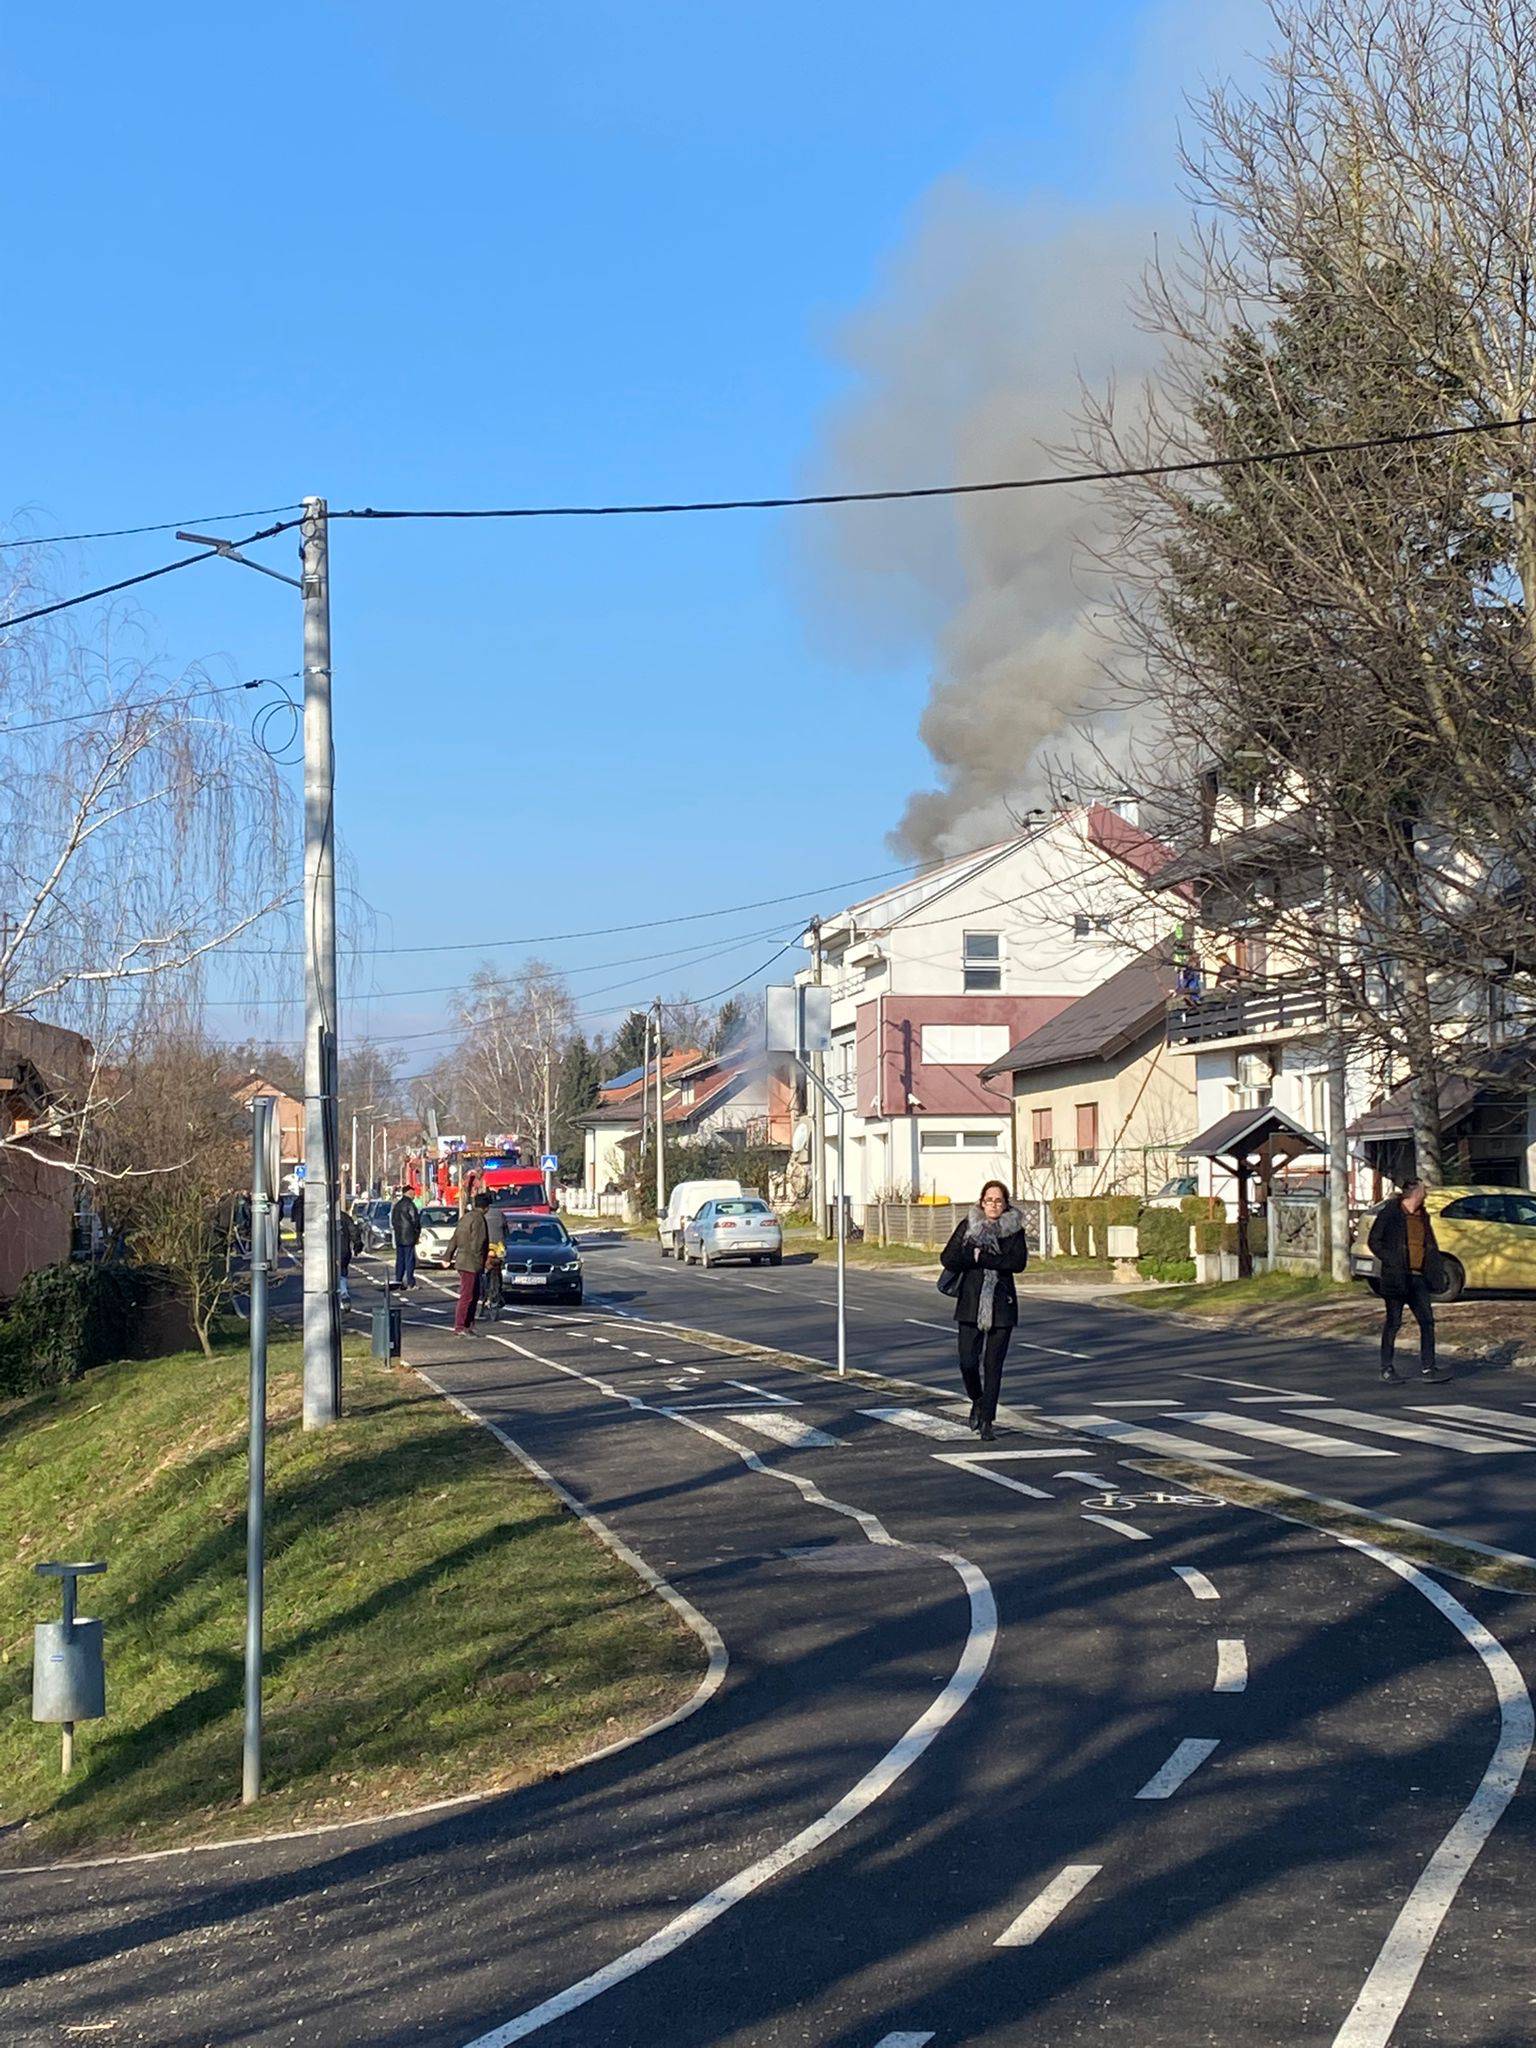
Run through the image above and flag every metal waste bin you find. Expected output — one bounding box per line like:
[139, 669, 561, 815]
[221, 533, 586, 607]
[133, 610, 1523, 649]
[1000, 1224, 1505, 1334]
[371, 1295, 402, 1361]
[33, 1561, 106, 1772]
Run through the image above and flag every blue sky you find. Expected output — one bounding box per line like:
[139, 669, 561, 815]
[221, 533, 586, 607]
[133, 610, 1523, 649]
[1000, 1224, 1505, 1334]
[1, 1, 1253, 1072]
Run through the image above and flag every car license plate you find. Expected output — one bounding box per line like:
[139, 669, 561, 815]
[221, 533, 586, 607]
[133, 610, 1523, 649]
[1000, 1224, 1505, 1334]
[512, 1273, 547, 1286]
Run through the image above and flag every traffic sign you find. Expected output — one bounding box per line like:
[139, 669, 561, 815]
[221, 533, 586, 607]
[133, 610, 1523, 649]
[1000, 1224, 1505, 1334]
[292, 1162, 307, 1182]
[540, 1153, 559, 1173]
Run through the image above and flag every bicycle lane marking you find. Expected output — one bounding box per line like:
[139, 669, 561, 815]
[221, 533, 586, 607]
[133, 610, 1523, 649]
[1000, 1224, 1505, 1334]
[447, 1323, 997, 2048]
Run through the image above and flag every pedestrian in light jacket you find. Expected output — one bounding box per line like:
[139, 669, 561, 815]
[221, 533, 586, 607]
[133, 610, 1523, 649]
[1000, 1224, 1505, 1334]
[449, 1197, 492, 1335]
[939, 1180, 1030, 1441]
[391, 1186, 421, 1290]
[1368, 1180, 1449, 1384]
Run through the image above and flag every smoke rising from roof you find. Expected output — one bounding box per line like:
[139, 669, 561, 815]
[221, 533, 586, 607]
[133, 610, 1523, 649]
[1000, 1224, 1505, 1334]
[800, 184, 1161, 862]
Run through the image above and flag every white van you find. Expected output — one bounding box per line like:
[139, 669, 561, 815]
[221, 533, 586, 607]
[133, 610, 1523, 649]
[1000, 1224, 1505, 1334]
[659, 1179, 742, 1257]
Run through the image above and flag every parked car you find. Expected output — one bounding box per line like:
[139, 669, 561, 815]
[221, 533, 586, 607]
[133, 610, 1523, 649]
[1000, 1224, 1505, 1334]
[1146, 1176, 1200, 1209]
[349, 1197, 394, 1254]
[682, 1196, 783, 1268]
[498, 1216, 584, 1304]
[658, 1178, 742, 1257]
[1351, 1185, 1536, 1303]
[417, 1203, 460, 1267]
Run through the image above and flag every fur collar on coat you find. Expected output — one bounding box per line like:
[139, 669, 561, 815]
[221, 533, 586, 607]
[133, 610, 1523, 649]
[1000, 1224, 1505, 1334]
[965, 1203, 1025, 1238]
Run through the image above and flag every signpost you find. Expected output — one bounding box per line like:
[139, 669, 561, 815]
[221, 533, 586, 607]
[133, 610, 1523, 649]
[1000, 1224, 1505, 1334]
[243, 1094, 277, 1804]
[765, 985, 843, 1376]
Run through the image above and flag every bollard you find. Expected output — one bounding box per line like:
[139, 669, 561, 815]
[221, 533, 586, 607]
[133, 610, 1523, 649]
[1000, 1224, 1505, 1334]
[33, 1561, 107, 1774]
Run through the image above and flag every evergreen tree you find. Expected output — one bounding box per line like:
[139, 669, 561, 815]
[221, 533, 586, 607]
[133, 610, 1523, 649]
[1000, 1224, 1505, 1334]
[551, 1034, 601, 1167]
[606, 1010, 651, 1078]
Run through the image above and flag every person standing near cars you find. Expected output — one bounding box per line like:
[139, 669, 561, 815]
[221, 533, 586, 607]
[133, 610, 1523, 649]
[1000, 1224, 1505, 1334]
[391, 1184, 421, 1290]
[448, 1194, 492, 1335]
[1368, 1179, 1449, 1383]
[335, 1204, 353, 1306]
[939, 1179, 1030, 1441]
[481, 1198, 507, 1321]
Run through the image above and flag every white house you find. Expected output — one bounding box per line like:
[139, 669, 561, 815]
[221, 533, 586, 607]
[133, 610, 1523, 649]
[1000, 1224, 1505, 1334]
[794, 804, 1173, 1215]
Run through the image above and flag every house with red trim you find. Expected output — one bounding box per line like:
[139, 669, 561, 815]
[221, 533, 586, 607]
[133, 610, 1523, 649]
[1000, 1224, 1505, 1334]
[793, 804, 1172, 1214]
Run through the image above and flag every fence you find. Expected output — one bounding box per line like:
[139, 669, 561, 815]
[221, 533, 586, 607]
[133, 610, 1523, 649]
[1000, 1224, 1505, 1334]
[868, 1199, 1048, 1254]
[560, 1188, 627, 1218]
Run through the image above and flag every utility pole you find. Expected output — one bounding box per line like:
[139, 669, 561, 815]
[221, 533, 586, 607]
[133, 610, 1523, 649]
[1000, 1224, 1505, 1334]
[301, 496, 341, 1427]
[653, 998, 666, 1224]
[809, 916, 826, 1234]
[1324, 860, 1352, 1283]
[640, 1005, 653, 1222]
[243, 1095, 275, 1804]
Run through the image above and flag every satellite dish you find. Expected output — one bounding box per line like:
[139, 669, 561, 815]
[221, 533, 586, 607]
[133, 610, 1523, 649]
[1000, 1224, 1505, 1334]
[791, 1117, 812, 1156]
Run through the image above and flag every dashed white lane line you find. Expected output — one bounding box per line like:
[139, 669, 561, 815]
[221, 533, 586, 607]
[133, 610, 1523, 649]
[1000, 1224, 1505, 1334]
[1081, 1512, 1150, 1541]
[860, 1406, 976, 1442]
[1302, 1405, 1536, 1455]
[1171, 1564, 1221, 1600]
[1134, 1737, 1220, 1799]
[1054, 1414, 1252, 1461]
[905, 1318, 954, 1332]
[1171, 1410, 1396, 1459]
[1232, 1392, 1323, 1404]
[739, 1281, 778, 1293]
[1179, 1372, 1318, 1398]
[1056, 1470, 1111, 1487]
[457, 1328, 996, 2048]
[724, 1413, 840, 1450]
[1329, 1531, 1534, 2048]
[871, 2034, 935, 2047]
[994, 1863, 1102, 1947]
[1213, 1639, 1249, 1693]
[935, 1453, 1053, 1500]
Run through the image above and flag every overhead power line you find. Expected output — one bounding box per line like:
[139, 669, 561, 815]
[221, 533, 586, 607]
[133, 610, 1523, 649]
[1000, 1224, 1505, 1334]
[0, 671, 300, 738]
[0, 503, 305, 551]
[8, 414, 1535, 635]
[330, 414, 1536, 524]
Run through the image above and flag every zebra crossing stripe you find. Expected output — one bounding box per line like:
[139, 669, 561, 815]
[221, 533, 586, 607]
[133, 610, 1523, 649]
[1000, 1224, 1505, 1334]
[860, 1407, 977, 1442]
[1171, 1410, 1395, 1458]
[1413, 1404, 1536, 1443]
[1301, 1406, 1536, 1455]
[1052, 1414, 1252, 1460]
[723, 1413, 840, 1450]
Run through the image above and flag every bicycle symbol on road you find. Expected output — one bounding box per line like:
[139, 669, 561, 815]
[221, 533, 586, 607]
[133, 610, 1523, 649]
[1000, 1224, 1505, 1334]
[1083, 1490, 1227, 1511]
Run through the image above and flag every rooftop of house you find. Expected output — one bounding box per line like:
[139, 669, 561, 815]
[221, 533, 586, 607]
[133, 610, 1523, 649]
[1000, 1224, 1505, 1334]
[981, 943, 1176, 1080]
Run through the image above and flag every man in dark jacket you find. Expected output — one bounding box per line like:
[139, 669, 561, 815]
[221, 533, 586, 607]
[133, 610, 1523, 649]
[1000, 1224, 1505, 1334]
[939, 1181, 1030, 1440]
[1367, 1181, 1449, 1383]
[449, 1196, 492, 1335]
[391, 1186, 421, 1290]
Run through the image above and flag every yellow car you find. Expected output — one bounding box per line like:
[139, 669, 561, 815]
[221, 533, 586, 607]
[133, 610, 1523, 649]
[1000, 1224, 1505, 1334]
[1352, 1185, 1536, 1302]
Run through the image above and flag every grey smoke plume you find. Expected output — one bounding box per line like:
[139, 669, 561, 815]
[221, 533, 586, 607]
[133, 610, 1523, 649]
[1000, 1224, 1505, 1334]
[801, 183, 1163, 861]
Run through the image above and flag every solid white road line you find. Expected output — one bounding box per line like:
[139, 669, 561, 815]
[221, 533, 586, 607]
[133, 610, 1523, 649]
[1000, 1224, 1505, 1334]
[1081, 1512, 1151, 1541]
[1056, 1470, 1111, 1487]
[724, 1377, 797, 1404]
[995, 1864, 1102, 1947]
[1171, 1410, 1396, 1459]
[1302, 1406, 1536, 1455]
[1412, 1402, 1536, 1442]
[905, 1317, 954, 1332]
[1054, 1414, 1252, 1461]
[1171, 1564, 1221, 1600]
[935, 1454, 1052, 1500]
[1213, 1639, 1248, 1693]
[1329, 1532, 1535, 2048]
[456, 1332, 997, 2048]
[860, 1406, 977, 1441]
[724, 1413, 840, 1450]
[1134, 1737, 1220, 1798]
[1178, 1372, 1318, 1398]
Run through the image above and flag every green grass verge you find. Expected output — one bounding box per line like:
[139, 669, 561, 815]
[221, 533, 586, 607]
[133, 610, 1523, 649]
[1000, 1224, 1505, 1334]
[1126, 1270, 1354, 1316]
[0, 1336, 702, 1861]
[781, 1231, 940, 1268]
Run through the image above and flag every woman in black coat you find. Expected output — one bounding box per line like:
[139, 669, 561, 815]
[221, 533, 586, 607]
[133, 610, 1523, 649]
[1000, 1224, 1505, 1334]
[939, 1179, 1030, 1440]
[1367, 1180, 1449, 1383]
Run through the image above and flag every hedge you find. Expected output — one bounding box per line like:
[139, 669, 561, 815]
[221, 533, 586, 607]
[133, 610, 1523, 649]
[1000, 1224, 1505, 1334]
[1138, 1254, 1196, 1283]
[1138, 1207, 1190, 1263]
[1104, 1195, 1141, 1227]
[1223, 1216, 1269, 1257]
[0, 1262, 144, 1398]
[1193, 1218, 1225, 1254]
[1180, 1193, 1224, 1222]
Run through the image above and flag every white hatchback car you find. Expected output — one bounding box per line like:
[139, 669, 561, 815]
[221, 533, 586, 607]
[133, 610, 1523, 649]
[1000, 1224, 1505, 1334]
[416, 1204, 460, 1266]
[682, 1196, 783, 1268]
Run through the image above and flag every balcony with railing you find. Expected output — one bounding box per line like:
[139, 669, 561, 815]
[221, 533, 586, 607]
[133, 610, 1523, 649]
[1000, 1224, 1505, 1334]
[1168, 974, 1326, 1048]
[828, 1069, 857, 1102]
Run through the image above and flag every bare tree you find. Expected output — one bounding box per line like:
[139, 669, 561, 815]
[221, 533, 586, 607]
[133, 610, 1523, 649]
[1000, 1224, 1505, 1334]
[428, 959, 576, 1154]
[0, 553, 294, 1187]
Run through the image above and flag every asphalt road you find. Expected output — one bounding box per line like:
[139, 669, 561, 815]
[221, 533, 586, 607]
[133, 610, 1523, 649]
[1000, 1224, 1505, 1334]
[576, 1235, 1536, 1562]
[3, 1254, 1533, 2047]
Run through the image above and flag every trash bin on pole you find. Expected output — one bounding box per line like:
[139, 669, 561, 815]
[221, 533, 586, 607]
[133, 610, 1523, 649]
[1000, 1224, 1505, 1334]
[33, 1560, 107, 1774]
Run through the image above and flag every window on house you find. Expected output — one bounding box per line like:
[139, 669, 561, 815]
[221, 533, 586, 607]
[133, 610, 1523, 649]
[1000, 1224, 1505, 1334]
[920, 1023, 1012, 1066]
[919, 1130, 961, 1149]
[962, 1131, 1002, 1149]
[1032, 1107, 1053, 1166]
[1075, 1101, 1099, 1164]
[1072, 914, 1114, 940]
[920, 1129, 1002, 1152]
[962, 931, 1002, 992]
